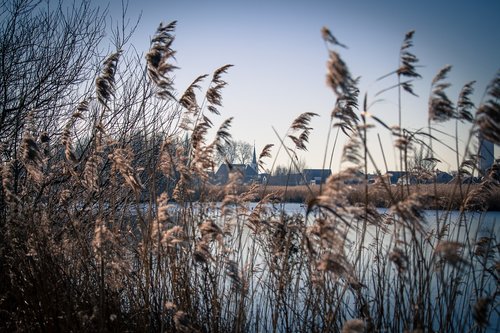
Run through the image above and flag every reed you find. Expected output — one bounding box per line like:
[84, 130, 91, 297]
[0, 5, 498, 333]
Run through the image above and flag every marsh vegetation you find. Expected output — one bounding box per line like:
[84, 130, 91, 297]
[0, 1, 499, 332]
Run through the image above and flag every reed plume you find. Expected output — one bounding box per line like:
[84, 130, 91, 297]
[206, 64, 234, 115]
[191, 115, 213, 150]
[95, 50, 122, 107]
[146, 21, 178, 99]
[464, 175, 498, 210]
[429, 65, 454, 122]
[321, 26, 348, 49]
[341, 319, 365, 333]
[214, 117, 233, 156]
[258, 144, 274, 172]
[322, 27, 353, 97]
[434, 241, 468, 268]
[21, 135, 42, 165]
[288, 112, 318, 151]
[326, 50, 353, 97]
[159, 137, 177, 180]
[62, 100, 88, 164]
[20, 134, 44, 183]
[2, 161, 19, 204]
[179, 74, 209, 112]
[390, 192, 431, 233]
[476, 70, 500, 145]
[456, 80, 476, 122]
[173, 311, 197, 333]
[398, 30, 421, 96]
[83, 133, 104, 192]
[332, 78, 360, 135]
[473, 297, 493, 327]
[109, 146, 143, 195]
[389, 247, 409, 273]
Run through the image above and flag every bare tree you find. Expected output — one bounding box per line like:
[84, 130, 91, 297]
[292, 156, 307, 173]
[215, 140, 238, 165]
[273, 164, 289, 176]
[235, 140, 252, 164]
[272, 157, 307, 177]
[409, 144, 436, 172]
[215, 139, 252, 165]
[0, 0, 106, 162]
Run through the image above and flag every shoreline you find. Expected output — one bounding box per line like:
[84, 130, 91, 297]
[203, 183, 500, 211]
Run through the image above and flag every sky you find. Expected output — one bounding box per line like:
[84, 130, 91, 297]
[97, 0, 499, 173]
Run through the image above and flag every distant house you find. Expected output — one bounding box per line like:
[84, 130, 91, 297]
[211, 146, 333, 186]
[303, 169, 332, 185]
[213, 163, 258, 184]
[259, 173, 270, 184]
[390, 170, 453, 185]
[436, 170, 453, 184]
[386, 171, 405, 185]
[264, 169, 331, 186]
[369, 173, 391, 185]
[448, 175, 481, 184]
[396, 174, 418, 185]
[266, 173, 303, 186]
[212, 145, 259, 184]
[342, 170, 366, 185]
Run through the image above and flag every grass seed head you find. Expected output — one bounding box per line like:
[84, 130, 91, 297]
[341, 319, 365, 333]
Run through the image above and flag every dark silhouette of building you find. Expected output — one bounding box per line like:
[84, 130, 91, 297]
[479, 134, 494, 175]
[213, 163, 258, 184]
[303, 169, 332, 185]
[212, 144, 259, 184]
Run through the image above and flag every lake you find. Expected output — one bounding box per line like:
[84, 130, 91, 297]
[143, 201, 499, 332]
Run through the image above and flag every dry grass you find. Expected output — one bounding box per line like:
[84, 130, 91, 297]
[206, 184, 320, 203]
[207, 183, 500, 211]
[1, 9, 499, 333]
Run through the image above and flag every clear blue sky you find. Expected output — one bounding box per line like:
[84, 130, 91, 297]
[99, 0, 499, 173]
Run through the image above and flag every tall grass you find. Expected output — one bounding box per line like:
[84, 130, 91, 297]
[1, 17, 499, 333]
